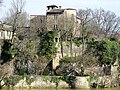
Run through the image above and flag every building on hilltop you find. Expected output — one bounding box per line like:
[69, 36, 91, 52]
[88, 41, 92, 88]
[30, 5, 80, 38]
[30, 5, 81, 69]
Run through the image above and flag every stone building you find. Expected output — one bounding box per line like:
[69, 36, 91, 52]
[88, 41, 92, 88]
[0, 23, 13, 59]
[30, 15, 47, 38]
[30, 5, 81, 69]
[30, 5, 80, 38]
[0, 23, 13, 40]
[15, 27, 30, 40]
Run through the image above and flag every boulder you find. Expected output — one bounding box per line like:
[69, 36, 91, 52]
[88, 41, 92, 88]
[75, 77, 90, 88]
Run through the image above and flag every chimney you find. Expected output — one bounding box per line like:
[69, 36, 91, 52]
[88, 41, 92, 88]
[59, 6, 61, 9]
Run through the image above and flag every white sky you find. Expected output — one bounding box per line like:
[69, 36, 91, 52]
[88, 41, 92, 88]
[0, 0, 120, 19]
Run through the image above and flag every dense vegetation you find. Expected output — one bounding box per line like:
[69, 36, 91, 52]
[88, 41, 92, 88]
[0, 40, 14, 64]
[0, 2, 120, 88]
[88, 39, 120, 65]
[37, 31, 58, 60]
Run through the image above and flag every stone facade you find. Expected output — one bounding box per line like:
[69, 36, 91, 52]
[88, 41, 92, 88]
[30, 15, 47, 37]
[15, 27, 30, 40]
[30, 5, 80, 37]
[46, 5, 80, 37]
[0, 24, 13, 56]
[30, 5, 81, 69]
[3, 75, 119, 88]
[0, 24, 13, 40]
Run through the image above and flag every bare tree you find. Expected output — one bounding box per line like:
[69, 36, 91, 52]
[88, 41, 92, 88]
[30, 15, 47, 38]
[0, 0, 26, 70]
[0, 0, 3, 6]
[9, 0, 26, 42]
[57, 13, 76, 57]
[4, 11, 29, 27]
[65, 14, 75, 57]
[110, 17, 120, 38]
[77, 8, 93, 56]
[57, 14, 64, 57]
[91, 9, 104, 37]
[92, 9, 120, 39]
[2, 0, 29, 41]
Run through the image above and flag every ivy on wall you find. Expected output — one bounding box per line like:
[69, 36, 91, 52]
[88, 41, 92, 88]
[38, 31, 58, 60]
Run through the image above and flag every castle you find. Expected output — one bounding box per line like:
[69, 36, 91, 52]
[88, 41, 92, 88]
[30, 5, 80, 38]
[30, 5, 81, 69]
[0, 5, 81, 69]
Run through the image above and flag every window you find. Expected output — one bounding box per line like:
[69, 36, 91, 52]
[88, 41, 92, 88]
[55, 38, 58, 42]
[54, 15, 57, 20]
[40, 19, 42, 23]
[53, 24, 58, 30]
[1, 31, 4, 39]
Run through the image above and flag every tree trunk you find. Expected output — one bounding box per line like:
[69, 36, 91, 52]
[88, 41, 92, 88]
[70, 32, 73, 57]
[60, 37, 64, 58]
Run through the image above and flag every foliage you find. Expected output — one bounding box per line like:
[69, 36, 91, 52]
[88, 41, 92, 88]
[74, 39, 82, 47]
[43, 76, 60, 88]
[61, 76, 76, 88]
[18, 65, 28, 75]
[82, 53, 98, 67]
[12, 37, 40, 75]
[118, 59, 120, 73]
[88, 40, 119, 65]
[50, 76, 61, 88]
[43, 67, 51, 75]
[25, 75, 35, 85]
[4, 75, 22, 87]
[0, 40, 15, 64]
[60, 56, 77, 64]
[87, 74, 98, 83]
[73, 37, 88, 47]
[43, 60, 53, 75]
[18, 35, 24, 40]
[38, 31, 58, 60]
[43, 76, 75, 88]
[4, 75, 35, 87]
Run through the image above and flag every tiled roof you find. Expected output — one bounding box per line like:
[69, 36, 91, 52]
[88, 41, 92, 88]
[47, 5, 58, 8]
[65, 8, 76, 10]
[47, 9, 64, 14]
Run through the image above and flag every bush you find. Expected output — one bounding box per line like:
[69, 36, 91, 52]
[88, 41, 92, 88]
[61, 76, 76, 88]
[38, 31, 58, 61]
[88, 40, 120, 65]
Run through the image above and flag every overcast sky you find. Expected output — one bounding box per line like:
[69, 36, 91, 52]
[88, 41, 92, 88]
[0, 0, 120, 19]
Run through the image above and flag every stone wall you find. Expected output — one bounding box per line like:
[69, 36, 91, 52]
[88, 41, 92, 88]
[2, 75, 120, 89]
[52, 42, 82, 69]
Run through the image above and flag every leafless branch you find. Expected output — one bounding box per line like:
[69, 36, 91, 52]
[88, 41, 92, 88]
[0, 0, 3, 4]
